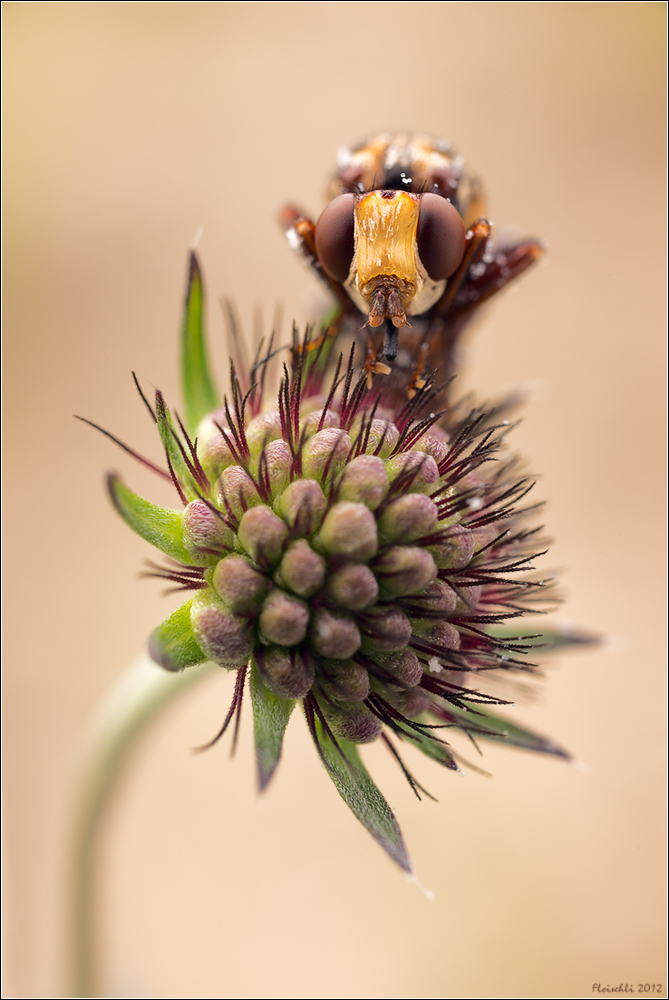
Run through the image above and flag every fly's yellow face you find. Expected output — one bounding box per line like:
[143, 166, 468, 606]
[315, 187, 467, 330]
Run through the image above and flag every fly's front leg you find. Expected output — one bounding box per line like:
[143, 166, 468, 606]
[453, 236, 544, 316]
[279, 205, 352, 311]
[432, 218, 491, 316]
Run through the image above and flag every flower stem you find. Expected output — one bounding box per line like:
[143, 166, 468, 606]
[68, 652, 216, 997]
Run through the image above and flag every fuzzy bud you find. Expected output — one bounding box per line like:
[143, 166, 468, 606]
[325, 563, 378, 610]
[181, 499, 233, 565]
[318, 501, 378, 560]
[374, 648, 424, 687]
[277, 539, 326, 598]
[277, 479, 327, 535]
[412, 579, 458, 615]
[360, 606, 412, 652]
[238, 504, 288, 567]
[374, 546, 438, 597]
[321, 700, 383, 744]
[190, 590, 253, 668]
[428, 622, 461, 649]
[430, 525, 476, 570]
[302, 428, 351, 482]
[385, 451, 439, 491]
[338, 454, 389, 509]
[299, 408, 340, 438]
[318, 659, 370, 702]
[258, 589, 309, 646]
[215, 465, 261, 521]
[309, 608, 361, 659]
[453, 585, 482, 613]
[211, 554, 267, 614]
[352, 418, 399, 457]
[377, 493, 439, 543]
[259, 646, 314, 699]
[259, 439, 292, 496]
[245, 409, 283, 453]
[412, 431, 449, 465]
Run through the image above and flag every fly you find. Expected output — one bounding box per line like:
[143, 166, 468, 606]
[280, 132, 544, 389]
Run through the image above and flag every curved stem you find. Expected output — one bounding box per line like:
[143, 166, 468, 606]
[68, 652, 216, 997]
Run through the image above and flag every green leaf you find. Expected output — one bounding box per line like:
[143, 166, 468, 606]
[249, 662, 296, 791]
[155, 391, 198, 501]
[107, 473, 193, 564]
[486, 624, 600, 653]
[444, 704, 570, 759]
[148, 598, 207, 672]
[309, 714, 412, 872]
[181, 250, 220, 436]
[404, 719, 459, 770]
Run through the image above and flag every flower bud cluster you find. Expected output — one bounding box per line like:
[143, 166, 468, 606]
[99, 253, 574, 871]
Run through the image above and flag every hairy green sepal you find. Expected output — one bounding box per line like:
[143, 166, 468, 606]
[149, 598, 207, 672]
[311, 716, 412, 872]
[107, 473, 193, 564]
[249, 663, 296, 791]
[181, 250, 220, 436]
[447, 705, 570, 759]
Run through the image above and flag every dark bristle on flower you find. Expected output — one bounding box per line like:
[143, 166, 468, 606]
[83, 236, 595, 875]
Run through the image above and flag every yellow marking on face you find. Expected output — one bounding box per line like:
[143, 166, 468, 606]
[353, 191, 420, 302]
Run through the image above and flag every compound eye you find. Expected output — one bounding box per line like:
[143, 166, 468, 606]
[315, 193, 356, 283]
[416, 193, 466, 280]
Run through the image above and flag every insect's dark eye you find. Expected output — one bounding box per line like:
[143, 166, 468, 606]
[315, 193, 356, 283]
[416, 193, 466, 281]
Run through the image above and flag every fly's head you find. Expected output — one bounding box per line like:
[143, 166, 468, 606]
[281, 132, 543, 378]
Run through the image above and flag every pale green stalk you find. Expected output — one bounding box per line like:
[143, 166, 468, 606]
[68, 653, 216, 997]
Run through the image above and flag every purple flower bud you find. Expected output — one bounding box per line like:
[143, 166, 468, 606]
[321, 700, 383, 744]
[412, 431, 449, 465]
[299, 408, 340, 438]
[215, 465, 261, 521]
[325, 563, 378, 610]
[277, 479, 327, 535]
[302, 428, 351, 482]
[181, 499, 234, 565]
[351, 417, 399, 457]
[258, 589, 309, 646]
[453, 585, 482, 613]
[309, 608, 361, 659]
[374, 648, 423, 687]
[360, 606, 412, 652]
[430, 524, 476, 570]
[238, 504, 288, 567]
[383, 686, 432, 719]
[258, 646, 314, 699]
[318, 659, 370, 702]
[211, 554, 267, 614]
[245, 409, 282, 453]
[376, 493, 439, 543]
[277, 539, 326, 598]
[338, 454, 389, 509]
[413, 579, 458, 615]
[428, 622, 461, 649]
[374, 546, 438, 597]
[260, 439, 292, 496]
[190, 590, 253, 668]
[385, 451, 439, 491]
[318, 501, 378, 560]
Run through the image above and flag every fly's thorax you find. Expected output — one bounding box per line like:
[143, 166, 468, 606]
[329, 131, 485, 227]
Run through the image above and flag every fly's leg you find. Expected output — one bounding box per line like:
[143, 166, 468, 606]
[432, 218, 492, 316]
[433, 217, 544, 322]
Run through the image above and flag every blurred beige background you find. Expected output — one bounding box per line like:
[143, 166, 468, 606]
[3, 3, 666, 998]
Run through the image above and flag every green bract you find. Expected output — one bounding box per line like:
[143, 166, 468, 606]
[99, 250, 589, 873]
